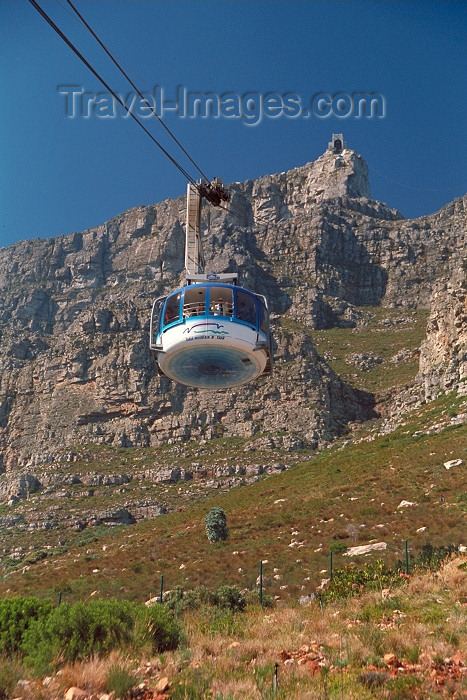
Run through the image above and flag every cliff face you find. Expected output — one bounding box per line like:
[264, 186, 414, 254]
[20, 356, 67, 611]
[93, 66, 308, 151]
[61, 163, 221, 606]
[417, 261, 467, 399]
[0, 142, 465, 471]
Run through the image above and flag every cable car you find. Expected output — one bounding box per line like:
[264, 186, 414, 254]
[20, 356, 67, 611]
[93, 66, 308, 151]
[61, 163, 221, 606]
[150, 180, 274, 389]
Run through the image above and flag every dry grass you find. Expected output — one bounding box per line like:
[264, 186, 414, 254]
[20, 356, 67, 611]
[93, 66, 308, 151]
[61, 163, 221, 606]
[3, 556, 465, 698]
[57, 650, 135, 694]
[162, 556, 467, 698]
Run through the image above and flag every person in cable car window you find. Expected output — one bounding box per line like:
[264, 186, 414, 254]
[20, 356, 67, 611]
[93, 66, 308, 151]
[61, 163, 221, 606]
[212, 298, 226, 315]
[164, 308, 176, 324]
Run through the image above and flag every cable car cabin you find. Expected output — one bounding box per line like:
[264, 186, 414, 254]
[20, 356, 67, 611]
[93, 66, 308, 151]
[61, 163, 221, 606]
[150, 282, 273, 389]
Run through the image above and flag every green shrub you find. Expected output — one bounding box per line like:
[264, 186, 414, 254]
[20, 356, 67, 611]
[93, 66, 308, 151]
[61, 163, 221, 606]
[244, 590, 275, 608]
[22, 599, 138, 674]
[139, 603, 184, 653]
[401, 543, 458, 572]
[214, 585, 246, 613]
[164, 584, 245, 615]
[0, 596, 53, 657]
[205, 508, 229, 543]
[320, 560, 400, 604]
[330, 541, 348, 554]
[22, 550, 48, 566]
[385, 674, 422, 699]
[164, 585, 214, 615]
[199, 609, 240, 637]
[169, 668, 212, 699]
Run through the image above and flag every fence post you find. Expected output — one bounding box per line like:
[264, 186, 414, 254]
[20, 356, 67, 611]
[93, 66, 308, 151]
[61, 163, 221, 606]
[159, 574, 164, 604]
[330, 550, 334, 581]
[318, 594, 324, 615]
[259, 560, 263, 606]
[57, 591, 62, 606]
[273, 661, 279, 695]
[404, 540, 409, 575]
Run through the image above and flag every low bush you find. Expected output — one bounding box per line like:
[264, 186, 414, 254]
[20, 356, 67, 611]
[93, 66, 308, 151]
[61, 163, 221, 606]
[0, 596, 53, 657]
[4, 597, 185, 675]
[398, 543, 458, 573]
[199, 609, 242, 637]
[330, 541, 348, 554]
[214, 585, 246, 613]
[164, 584, 245, 615]
[319, 560, 400, 604]
[139, 603, 184, 653]
[169, 668, 213, 699]
[164, 585, 214, 615]
[22, 599, 138, 675]
[205, 508, 229, 543]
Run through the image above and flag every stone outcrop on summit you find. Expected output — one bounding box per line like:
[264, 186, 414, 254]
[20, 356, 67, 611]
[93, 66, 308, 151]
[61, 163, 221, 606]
[0, 138, 465, 472]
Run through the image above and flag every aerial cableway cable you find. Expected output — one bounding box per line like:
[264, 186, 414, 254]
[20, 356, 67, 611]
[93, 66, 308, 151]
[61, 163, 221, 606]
[63, 0, 211, 184]
[29, 0, 274, 230]
[28, 0, 202, 189]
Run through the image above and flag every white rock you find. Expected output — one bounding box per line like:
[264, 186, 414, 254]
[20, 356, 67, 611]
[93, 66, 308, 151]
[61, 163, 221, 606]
[444, 459, 463, 469]
[145, 596, 159, 607]
[416, 526, 427, 533]
[398, 500, 416, 508]
[343, 542, 387, 557]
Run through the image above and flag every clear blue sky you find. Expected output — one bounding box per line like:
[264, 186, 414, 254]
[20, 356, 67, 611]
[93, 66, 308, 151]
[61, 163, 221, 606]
[1, 0, 466, 249]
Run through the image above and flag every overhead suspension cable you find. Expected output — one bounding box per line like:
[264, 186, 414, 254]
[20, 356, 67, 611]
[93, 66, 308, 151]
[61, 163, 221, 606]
[63, 0, 210, 183]
[30, 0, 277, 230]
[28, 0, 201, 189]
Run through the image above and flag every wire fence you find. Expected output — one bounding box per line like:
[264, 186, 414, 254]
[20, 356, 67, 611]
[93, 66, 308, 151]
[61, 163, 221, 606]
[60, 538, 459, 613]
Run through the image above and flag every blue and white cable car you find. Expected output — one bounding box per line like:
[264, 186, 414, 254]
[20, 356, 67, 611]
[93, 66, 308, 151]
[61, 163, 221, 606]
[150, 181, 274, 389]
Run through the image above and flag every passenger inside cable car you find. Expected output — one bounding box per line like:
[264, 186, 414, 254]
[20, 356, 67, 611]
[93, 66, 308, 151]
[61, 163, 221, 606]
[157, 284, 265, 331]
[150, 282, 273, 388]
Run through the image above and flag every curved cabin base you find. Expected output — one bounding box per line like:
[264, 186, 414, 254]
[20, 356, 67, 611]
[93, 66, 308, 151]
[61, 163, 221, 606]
[157, 318, 268, 389]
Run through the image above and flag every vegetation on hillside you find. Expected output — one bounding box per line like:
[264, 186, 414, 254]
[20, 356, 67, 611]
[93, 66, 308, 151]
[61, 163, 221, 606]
[0, 298, 465, 697]
[0, 552, 465, 698]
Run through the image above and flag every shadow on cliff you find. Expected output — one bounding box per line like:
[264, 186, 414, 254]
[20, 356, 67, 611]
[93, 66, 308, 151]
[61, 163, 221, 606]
[315, 205, 389, 307]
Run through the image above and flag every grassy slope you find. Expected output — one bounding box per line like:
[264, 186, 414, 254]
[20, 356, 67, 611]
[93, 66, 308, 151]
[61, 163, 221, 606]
[0, 390, 465, 605]
[1, 306, 466, 698]
[306, 306, 429, 396]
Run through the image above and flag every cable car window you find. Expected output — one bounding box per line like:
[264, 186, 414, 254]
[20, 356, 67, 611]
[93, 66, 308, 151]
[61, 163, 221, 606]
[155, 298, 165, 338]
[163, 293, 181, 326]
[257, 300, 267, 333]
[209, 287, 233, 316]
[236, 290, 256, 326]
[183, 286, 206, 317]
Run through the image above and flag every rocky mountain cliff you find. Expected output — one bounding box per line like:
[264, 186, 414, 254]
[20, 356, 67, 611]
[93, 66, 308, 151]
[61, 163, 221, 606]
[0, 137, 465, 474]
